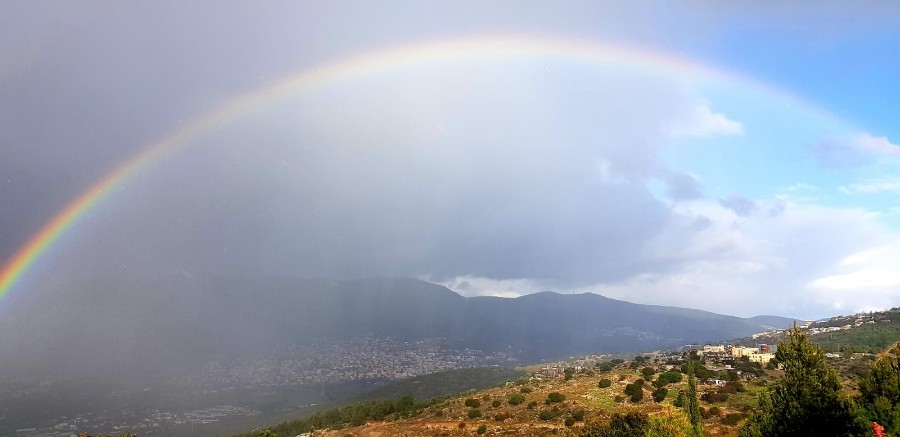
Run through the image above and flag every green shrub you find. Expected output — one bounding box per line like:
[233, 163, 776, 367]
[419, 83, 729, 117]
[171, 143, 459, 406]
[477, 424, 487, 434]
[468, 409, 482, 419]
[464, 398, 481, 408]
[652, 387, 668, 403]
[508, 393, 526, 405]
[598, 378, 612, 388]
[547, 392, 566, 403]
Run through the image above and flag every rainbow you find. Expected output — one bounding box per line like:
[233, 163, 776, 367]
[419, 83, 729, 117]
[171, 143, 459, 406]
[0, 34, 847, 298]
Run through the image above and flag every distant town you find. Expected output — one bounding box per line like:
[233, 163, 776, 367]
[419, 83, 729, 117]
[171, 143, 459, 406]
[6, 335, 517, 437]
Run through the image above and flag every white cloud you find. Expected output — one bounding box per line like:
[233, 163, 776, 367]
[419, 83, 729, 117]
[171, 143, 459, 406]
[856, 133, 900, 157]
[840, 176, 900, 195]
[812, 132, 900, 168]
[435, 275, 543, 298]
[433, 198, 898, 320]
[808, 239, 900, 296]
[664, 104, 744, 138]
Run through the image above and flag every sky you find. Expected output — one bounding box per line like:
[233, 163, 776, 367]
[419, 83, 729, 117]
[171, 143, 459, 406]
[2, 1, 900, 320]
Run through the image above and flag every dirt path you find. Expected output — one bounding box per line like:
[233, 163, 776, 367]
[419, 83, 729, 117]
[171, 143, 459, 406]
[358, 422, 386, 437]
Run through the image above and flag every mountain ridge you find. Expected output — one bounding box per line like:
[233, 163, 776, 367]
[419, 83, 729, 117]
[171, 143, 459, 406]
[1, 276, 794, 383]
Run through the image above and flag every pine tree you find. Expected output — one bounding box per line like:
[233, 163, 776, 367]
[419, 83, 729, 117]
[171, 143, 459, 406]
[739, 324, 867, 437]
[858, 344, 900, 433]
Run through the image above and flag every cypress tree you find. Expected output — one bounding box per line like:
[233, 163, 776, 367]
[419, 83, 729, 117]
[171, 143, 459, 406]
[685, 361, 704, 437]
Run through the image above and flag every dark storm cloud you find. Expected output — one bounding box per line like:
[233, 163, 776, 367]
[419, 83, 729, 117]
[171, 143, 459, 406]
[43, 57, 728, 291]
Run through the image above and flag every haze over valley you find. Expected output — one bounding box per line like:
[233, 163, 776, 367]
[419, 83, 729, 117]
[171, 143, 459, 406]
[3, 2, 900, 436]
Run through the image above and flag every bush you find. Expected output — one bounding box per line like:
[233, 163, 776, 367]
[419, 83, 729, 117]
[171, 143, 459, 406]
[673, 391, 685, 407]
[520, 386, 532, 393]
[681, 361, 711, 379]
[464, 398, 481, 408]
[507, 393, 526, 405]
[611, 359, 625, 365]
[722, 412, 746, 425]
[718, 384, 738, 394]
[573, 409, 585, 421]
[491, 400, 501, 408]
[646, 410, 693, 437]
[598, 378, 612, 388]
[565, 417, 576, 427]
[709, 406, 721, 416]
[701, 391, 729, 403]
[727, 381, 745, 392]
[579, 412, 649, 436]
[596, 362, 614, 372]
[539, 410, 555, 421]
[477, 424, 487, 434]
[641, 367, 657, 379]
[655, 371, 683, 386]
[527, 401, 537, 409]
[493, 413, 510, 421]
[624, 381, 645, 402]
[468, 409, 482, 419]
[614, 395, 626, 403]
[547, 392, 566, 403]
[652, 387, 668, 403]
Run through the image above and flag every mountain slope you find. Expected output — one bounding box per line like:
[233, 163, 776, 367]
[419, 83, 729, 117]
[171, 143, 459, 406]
[1, 276, 788, 381]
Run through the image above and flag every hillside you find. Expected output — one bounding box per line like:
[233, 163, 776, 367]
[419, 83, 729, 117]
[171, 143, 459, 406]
[808, 308, 900, 354]
[237, 358, 768, 437]
[1, 276, 793, 383]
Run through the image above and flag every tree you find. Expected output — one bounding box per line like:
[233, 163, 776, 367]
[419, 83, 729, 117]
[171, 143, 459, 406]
[673, 391, 685, 408]
[653, 387, 668, 403]
[599, 378, 612, 388]
[508, 393, 526, 405]
[577, 412, 649, 437]
[624, 380, 644, 403]
[642, 366, 657, 379]
[685, 362, 704, 437]
[858, 345, 900, 434]
[739, 325, 867, 437]
[547, 392, 566, 403]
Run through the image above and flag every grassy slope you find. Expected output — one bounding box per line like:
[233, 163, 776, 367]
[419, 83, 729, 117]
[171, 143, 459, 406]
[267, 365, 770, 437]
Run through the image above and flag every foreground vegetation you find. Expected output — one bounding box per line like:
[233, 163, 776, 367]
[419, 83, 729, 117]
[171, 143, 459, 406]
[231, 325, 900, 437]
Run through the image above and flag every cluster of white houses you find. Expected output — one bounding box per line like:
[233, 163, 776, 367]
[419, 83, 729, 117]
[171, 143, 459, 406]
[698, 344, 775, 365]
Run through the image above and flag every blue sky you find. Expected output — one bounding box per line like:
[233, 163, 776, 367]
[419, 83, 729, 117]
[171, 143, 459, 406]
[2, 1, 900, 320]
